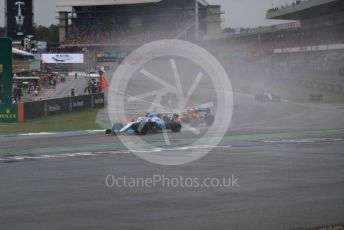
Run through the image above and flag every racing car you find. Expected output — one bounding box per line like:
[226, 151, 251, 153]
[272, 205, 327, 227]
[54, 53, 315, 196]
[177, 107, 214, 126]
[255, 92, 281, 102]
[106, 113, 181, 135]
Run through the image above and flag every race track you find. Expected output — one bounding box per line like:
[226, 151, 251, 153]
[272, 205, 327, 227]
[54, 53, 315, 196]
[1, 59, 344, 229]
[1, 94, 344, 230]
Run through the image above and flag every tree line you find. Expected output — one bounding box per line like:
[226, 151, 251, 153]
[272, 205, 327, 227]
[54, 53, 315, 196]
[0, 25, 59, 44]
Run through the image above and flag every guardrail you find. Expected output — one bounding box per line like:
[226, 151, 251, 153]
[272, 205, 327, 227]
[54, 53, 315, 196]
[23, 93, 104, 120]
[278, 76, 344, 95]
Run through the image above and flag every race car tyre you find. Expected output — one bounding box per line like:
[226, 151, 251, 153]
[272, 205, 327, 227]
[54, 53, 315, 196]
[205, 115, 214, 126]
[135, 125, 148, 135]
[105, 129, 112, 135]
[151, 127, 159, 133]
[171, 123, 182, 132]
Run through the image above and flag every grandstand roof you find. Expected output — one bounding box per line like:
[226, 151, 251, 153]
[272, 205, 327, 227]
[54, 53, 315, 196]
[57, 0, 162, 7]
[12, 48, 34, 57]
[266, 0, 344, 20]
[57, 0, 209, 7]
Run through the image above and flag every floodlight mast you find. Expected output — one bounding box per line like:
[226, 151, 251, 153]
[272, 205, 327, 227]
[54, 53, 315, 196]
[195, 0, 200, 41]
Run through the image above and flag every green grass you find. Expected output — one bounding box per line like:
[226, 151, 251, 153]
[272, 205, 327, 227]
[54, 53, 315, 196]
[0, 109, 102, 135]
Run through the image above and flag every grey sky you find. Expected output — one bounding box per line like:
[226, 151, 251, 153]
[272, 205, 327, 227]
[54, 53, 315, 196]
[0, 0, 295, 28]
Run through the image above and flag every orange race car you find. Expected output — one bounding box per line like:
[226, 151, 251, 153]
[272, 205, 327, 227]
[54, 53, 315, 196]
[177, 107, 214, 126]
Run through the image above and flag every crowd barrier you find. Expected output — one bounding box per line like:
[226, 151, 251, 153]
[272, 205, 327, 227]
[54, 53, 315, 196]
[277, 76, 344, 95]
[23, 93, 105, 120]
[309, 94, 324, 101]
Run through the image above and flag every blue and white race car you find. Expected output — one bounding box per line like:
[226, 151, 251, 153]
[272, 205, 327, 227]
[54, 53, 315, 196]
[255, 92, 281, 102]
[106, 113, 182, 135]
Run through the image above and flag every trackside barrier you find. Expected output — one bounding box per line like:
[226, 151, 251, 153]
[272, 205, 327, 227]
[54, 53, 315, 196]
[23, 93, 105, 120]
[278, 76, 344, 95]
[309, 94, 324, 101]
[17, 102, 24, 123]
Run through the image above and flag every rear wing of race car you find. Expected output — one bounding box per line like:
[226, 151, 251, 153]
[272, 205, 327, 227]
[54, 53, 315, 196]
[196, 108, 211, 114]
[157, 113, 179, 121]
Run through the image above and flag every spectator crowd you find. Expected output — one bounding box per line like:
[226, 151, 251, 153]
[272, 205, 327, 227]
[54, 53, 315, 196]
[268, 0, 303, 13]
[63, 13, 195, 45]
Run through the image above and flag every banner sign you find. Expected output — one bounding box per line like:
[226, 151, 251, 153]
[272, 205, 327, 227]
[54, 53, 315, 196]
[6, 0, 34, 39]
[41, 53, 84, 64]
[37, 41, 47, 51]
[0, 103, 18, 123]
[274, 44, 344, 54]
[96, 51, 127, 62]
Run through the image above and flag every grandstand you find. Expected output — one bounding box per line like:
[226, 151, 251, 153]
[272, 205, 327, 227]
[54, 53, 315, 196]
[265, 0, 344, 93]
[55, 0, 222, 72]
[211, 0, 343, 58]
[266, 0, 344, 47]
[57, 0, 222, 46]
[201, 0, 344, 98]
[239, 1, 342, 84]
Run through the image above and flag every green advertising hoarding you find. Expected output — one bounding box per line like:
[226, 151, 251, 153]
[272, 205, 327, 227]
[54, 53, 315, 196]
[0, 37, 17, 123]
[0, 37, 13, 104]
[0, 103, 17, 123]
